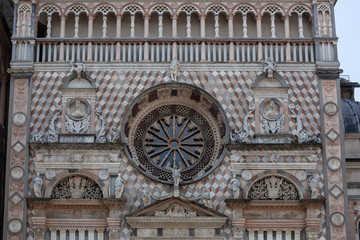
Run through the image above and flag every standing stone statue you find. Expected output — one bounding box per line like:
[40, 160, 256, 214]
[114, 173, 124, 198]
[171, 168, 181, 187]
[33, 173, 43, 198]
[309, 173, 321, 199]
[263, 58, 276, 77]
[141, 187, 152, 207]
[170, 60, 180, 81]
[70, 59, 85, 79]
[230, 174, 241, 198]
[203, 187, 212, 208]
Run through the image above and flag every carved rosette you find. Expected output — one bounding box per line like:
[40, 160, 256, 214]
[122, 84, 228, 184]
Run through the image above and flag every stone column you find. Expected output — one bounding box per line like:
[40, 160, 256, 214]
[50, 228, 57, 240]
[59, 15, 66, 61]
[329, 0, 337, 37]
[143, 14, 150, 62]
[115, 14, 122, 61]
[87, 14, 94, 61]
[97, 228, 105, 240]
[312, 1, 320, 62]
[228, 14, 235, 62]
[12, 0, 19, 36]
[0, 75, 7, 126]
[31, 0, 36, 36]
[78, 227, 86, 240]
[200, 14, 206, 62]
[284, 15, 291, 62]
[172, 14, 178, 60]
[69, 228, 76, 240]
[256, 14, 263, 61]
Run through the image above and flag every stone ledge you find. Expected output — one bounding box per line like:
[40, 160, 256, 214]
[29, 142, 125, 150]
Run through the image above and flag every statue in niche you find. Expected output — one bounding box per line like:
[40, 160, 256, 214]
[114, 173, 124, 198]
[71, 100, 86, 119]
[33, 173, 43, 198]
[170, 60, 180, 81]
[70, 59, 85, 79]
[171, 168, 181, 187]
[264, 100, 280, 119]
[264, 58, 276, 77]
[230, 174, 241, 198]
[309, 173, 321, 199]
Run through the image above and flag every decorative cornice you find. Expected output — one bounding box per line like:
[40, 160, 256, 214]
[227, 143, 322, 151]
[29, 142, 125, 151]
[27, 198, 127, 209]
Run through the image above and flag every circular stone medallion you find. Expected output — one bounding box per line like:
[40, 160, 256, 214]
[241, 170, 252, 181]
[121, 84, 228, 184]
[13, 112, 26, 126]
[98, 169, 109, 180]
[10, 166, 24, 180]
[324, 102, 338, 116]
[330, 212, 345, 226]
[45, 170, 56, 180]
[8, 219, 22, 234]
[328, 157, 341, 171]
[295, 170, 307, 182]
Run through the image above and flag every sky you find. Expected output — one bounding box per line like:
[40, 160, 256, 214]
[335, 0, 360, 101]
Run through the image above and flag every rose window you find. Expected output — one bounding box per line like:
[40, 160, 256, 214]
[144, 114, 205, 170]
[122, 84, 228, 184]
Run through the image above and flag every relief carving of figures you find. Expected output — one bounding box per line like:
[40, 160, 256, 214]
[51, 175, 103, 200]
[230, 104, 254, 143]
[289, 104, 321, 143]
[33, 173, 43, 198]
[95, 106, 106, 143]
[154, 204, 196, 217]
[230, 174, 241, 198]
[32, 131, 43, 143]
[69, 60, 85, 79]
[170, 60, 180, 81]
[141, 187, 152, 207]
[48, 103, 62, 143]
[308, 173, 321, 199]
[70, 153, 83, 163]
[248, 176, 299, 200]
[107, 127, 120, 143]
[66, 99, 91, 134]
[114, 173, 124, 198]
[260, 99, 284, 134]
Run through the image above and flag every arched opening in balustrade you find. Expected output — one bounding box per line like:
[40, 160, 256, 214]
[205, 11, 228, 38]
[93, 11, 116, 38]
[121, 12, 144, 38]
[65, 12, 88, 38]
[37, 9, 61, 38]
[177, 12, 200, 38]
[261, 12, 285, 38]
[289, 5, 312, 39]
[233, 11, 256, 38]
[149, 12, 172, 38]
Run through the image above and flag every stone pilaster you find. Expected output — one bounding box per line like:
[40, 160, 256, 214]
[318, 69, 349, 240]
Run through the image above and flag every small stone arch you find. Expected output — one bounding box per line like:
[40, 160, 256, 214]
[65, 4, 89, 16]
[38, 4, 61, 16]
[232, 3, 257, 15]
[260, 4, 285, 16]
[252, 72, 289, 88]
[45, 170, 108, 199]
[243, 170, 307, 200]
[62, 72, 96, 89]
[176, 4, 201, 15]
[93, 4, 116, 16]
[288, 4, 312, 17]
[149, 3, 173, 15]
[121, 4, 145, 15]
[205, 4, 228, 15]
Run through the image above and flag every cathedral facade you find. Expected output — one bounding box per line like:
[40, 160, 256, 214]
[3, 0, 351, 239]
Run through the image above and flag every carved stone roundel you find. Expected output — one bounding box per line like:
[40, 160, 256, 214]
[121, 83, 229, 184]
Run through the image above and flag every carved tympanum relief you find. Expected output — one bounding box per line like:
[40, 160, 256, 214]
[248, 176, 299, 200]
[154, 204, 196, 217]
[51, 175, 103, 199]
[260, 98, 284, 134]
[65, 98, 91, 134]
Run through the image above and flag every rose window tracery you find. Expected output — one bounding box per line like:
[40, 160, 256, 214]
[122, 84, 228, 184]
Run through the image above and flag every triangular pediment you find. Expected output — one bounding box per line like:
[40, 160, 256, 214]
[126, 198, 227, 229]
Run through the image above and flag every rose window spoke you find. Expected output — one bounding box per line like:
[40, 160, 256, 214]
[144, 115, 204, 170]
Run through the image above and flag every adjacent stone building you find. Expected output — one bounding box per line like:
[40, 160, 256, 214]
[2, 0, 352, 239]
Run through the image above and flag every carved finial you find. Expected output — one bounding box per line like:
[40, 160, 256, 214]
[69, 59, 85, 79]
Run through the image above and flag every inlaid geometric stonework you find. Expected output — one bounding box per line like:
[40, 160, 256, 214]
[329, 185, 343, 199]
[12, 141, 25, 154]
[50, 175, 103, 199]
[326, 129, 340, 143]
[10, 193, 23, 206]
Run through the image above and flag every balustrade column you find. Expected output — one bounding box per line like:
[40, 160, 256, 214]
[200, 14, 206, 62]
[46, 14, 52, 38]
[59, 15, 66, 61]
[50, 228, 57, 240]
[143, 14, 150, 62]
[69, 228, 76, 240]
[276, 230, 282, 240]
[270, 13, 276, 38]
[242, 13, 248, 38]
[31, 0, 36, 36]
[294, 230, 301, 240]
[78, 228, 86, 240]
[298, 14, 304, 38]
[284, 15, 291, 62]
[87, 14, 94, 61]
[228, 14, 235, 62]
[115, 14, 122, 61]
[88, 228, 95, 240]
[248, 229, 255, 240]
[97, 228, 105, 240]
[186, 14, 191, 38]
[102, 14, 108, 38]
[59, 228, 66, 240]
[267, 230, 273, 240]
[285, 230, 291, 239]
[172, 14, 178, 60]
[256, 14, 263, 61]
